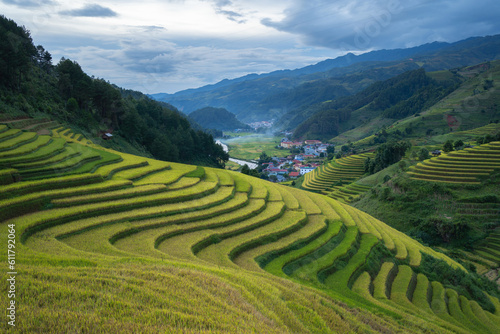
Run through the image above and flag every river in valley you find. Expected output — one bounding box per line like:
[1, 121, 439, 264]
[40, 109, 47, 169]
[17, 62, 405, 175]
[216, 140, 258, 169]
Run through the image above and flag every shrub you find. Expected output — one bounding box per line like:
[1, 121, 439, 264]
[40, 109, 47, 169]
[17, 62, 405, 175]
[453, 139, 464, 150]
[443, 140, 454, 152]
[418, 148, 430, 161]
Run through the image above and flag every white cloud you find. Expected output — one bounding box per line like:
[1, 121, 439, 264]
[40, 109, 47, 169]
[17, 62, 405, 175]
[55, 34, 327, 93]
[2, 0, 499, 94]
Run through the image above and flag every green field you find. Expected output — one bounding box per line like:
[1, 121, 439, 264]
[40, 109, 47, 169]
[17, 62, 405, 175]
[222, 134, 287, 160]
[0, 126, 499, 333]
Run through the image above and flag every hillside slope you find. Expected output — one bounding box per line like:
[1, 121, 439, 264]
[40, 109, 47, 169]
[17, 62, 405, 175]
[291, 68, 460, 140]
[188, 107, 250, 131]
[1, 125, 499, 333]
[0, 15, 227, 168]
[331, 61, 500, 146]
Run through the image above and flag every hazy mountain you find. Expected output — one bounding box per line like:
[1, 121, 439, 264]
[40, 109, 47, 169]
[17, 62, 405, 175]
[291, 68, 461, 141]
[151, 35, 500, 123]
[188, 107, 250, 131]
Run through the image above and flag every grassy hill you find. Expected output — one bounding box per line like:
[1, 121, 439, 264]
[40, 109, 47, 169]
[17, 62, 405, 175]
[292, 69, 461, 141]
[332, 61, 500, 147]
[1, 124, 499, 333]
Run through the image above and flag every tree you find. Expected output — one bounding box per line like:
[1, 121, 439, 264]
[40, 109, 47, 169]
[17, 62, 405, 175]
[326, 145, 335, 154]
[35, 45, 52, 72]
[66, 98, 78, 112]
[443, 140, 454, 153]
[418, 148, 430, 161]
[364, 140, 411, 174]
[241, 164, 259, 177]
[398, 160, 407, 170]
[0, 15, 37, 88]
[241, 164, 250, 175]
[259, 152, 271, 164]
[453, 139, 464, 150]
[364, 157, 373, 174]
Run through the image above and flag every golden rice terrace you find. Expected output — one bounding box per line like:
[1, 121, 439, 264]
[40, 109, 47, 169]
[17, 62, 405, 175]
[0, 124, 499, 333]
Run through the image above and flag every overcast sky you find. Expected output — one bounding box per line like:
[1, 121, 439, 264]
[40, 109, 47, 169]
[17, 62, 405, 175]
[3, 0, 500, 94]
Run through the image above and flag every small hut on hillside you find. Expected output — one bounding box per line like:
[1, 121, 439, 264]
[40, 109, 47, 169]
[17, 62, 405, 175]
[431, 150, 442, 156]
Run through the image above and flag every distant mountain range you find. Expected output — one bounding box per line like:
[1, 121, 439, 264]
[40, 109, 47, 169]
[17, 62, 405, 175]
[151, 34, 500, 123]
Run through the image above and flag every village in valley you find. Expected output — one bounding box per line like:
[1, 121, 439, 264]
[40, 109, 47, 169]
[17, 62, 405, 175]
[219, 121, 336, 183]
[259, 135, 334, 183]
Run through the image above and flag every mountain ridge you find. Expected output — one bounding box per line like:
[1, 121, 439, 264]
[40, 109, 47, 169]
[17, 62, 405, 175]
[151, 34, 500, 122]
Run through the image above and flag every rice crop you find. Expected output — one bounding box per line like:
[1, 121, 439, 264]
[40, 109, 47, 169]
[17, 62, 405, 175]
[0, 128, 496, 334]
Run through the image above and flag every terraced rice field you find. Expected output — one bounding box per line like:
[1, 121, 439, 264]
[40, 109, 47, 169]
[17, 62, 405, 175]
[0, 117, 58, 132]
[454, 123, 500, 137]
[0, 126, 499, 333]
[408, 141, 500, 184]
[329, 182, 373, 203]
[476, 230, 500, 275]
[302, 153, 373, 202]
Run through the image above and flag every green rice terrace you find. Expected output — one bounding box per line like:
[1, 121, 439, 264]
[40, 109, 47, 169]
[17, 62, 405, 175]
[406, 141, 500, 286]
[302, 152, 374, 203]
[1, 125, 500, 333]
[476, 229, 500, 270]
[408, 141, 500, 184]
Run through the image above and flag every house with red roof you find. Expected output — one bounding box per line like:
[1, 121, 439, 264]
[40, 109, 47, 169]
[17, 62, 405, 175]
[304, 140, 322, 145]
[281, 141, 303, 149]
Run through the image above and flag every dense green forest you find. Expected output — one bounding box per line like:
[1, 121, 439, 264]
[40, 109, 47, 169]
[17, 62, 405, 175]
[0, 15, 228, 168]
[364, 140, 412, 175]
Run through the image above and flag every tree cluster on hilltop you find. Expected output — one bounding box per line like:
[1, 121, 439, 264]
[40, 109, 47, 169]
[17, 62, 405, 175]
[0, 15, 228, 168]
[364, 140, 412, 175]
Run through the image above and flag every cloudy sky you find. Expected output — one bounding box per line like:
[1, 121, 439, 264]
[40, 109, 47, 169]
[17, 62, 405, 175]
[3, 0, 500, 94]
